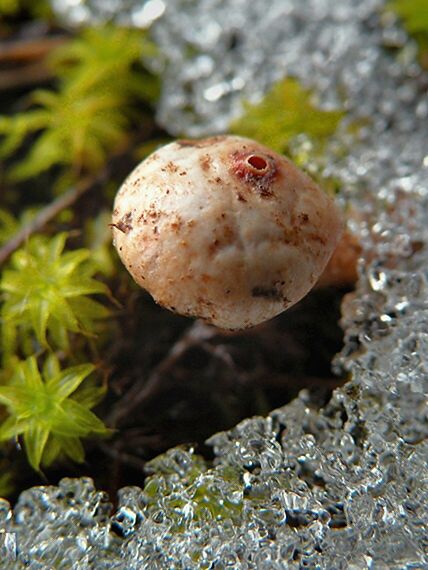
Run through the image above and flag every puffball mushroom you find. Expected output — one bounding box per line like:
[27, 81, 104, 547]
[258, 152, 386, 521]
[112, 135, 343, 330]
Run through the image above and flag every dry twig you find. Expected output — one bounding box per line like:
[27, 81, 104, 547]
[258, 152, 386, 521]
[108, 320, 218, 426]
[0, 174, 105, 266]
[98, 442, 147, 472]
[0, 35, 68, 91]
[0, 36, 67, 63]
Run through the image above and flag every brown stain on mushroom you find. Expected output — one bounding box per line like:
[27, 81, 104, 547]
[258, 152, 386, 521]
[208, 222, 238, 256]
[307, 233, 327, 246]
[177, 135, 228, 149]
[222, 224, 236, 242]
[200, 154, 211, 171]
[131, 177, 142, 187]
[148, 209, 160, 220]
[162, 161, 179, 174]
[112, 212, 133, 234]
[144, 152, 159, 164]
[280, 223, 301, 247]
[201, 273, 214, 283]
[137, 208, 162, 226]
[176, 139, 199, 148]
[208, 239, 221, 255]
[251, 282, 289, 303]
[170, 216, 183, 232]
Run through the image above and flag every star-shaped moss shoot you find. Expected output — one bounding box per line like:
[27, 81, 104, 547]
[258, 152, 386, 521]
[0, 232, 109, 356]
[0, 355, 108, 471]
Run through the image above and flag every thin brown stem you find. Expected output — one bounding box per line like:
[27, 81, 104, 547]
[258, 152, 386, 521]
[0, 35, 67, 63]
[0, 35, 68, 91]
[108, 320, 217, 426]
[0, 61, 53, 91]
[98, 442, 147, 471]
[0, 175, 99, 266]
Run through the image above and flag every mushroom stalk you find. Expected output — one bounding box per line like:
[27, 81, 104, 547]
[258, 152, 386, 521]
[316, 229, 360, 289]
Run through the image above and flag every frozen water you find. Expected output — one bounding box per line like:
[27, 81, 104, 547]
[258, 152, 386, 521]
[2, 0, 428, 567]
[50, 0, 166, 27]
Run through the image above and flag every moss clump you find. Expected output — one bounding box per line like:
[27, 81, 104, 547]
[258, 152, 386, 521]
[0, 354, 109, 471]
[0, 26, 158, 182]
[1, 232, 110, 359]
[141, 448, 243, 532]
[387, 0, 428, 68]
[230, 78, 344, 157]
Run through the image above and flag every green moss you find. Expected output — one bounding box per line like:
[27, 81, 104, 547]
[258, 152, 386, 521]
[0, 23, 160, 479]
[0, 354, 109, 471]
[84, 210, 118, 278]
[1, 232, 110, 360]
[0, 207, 42, 248]
[141, 448, 243, 532]
[0, 0, 52, 18]
[0, 468, 13, 498]
[230, 77, 344, 157]
[387, 0, 428, 68]
[0, 26, 159, 181]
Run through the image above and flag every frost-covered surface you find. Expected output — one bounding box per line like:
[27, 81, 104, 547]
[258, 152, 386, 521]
[1, 0, 428, 568]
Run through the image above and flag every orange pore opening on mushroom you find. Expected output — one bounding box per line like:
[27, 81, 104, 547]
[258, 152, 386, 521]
[246, 154, 269, 172]
[230, 149, 278, 198]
